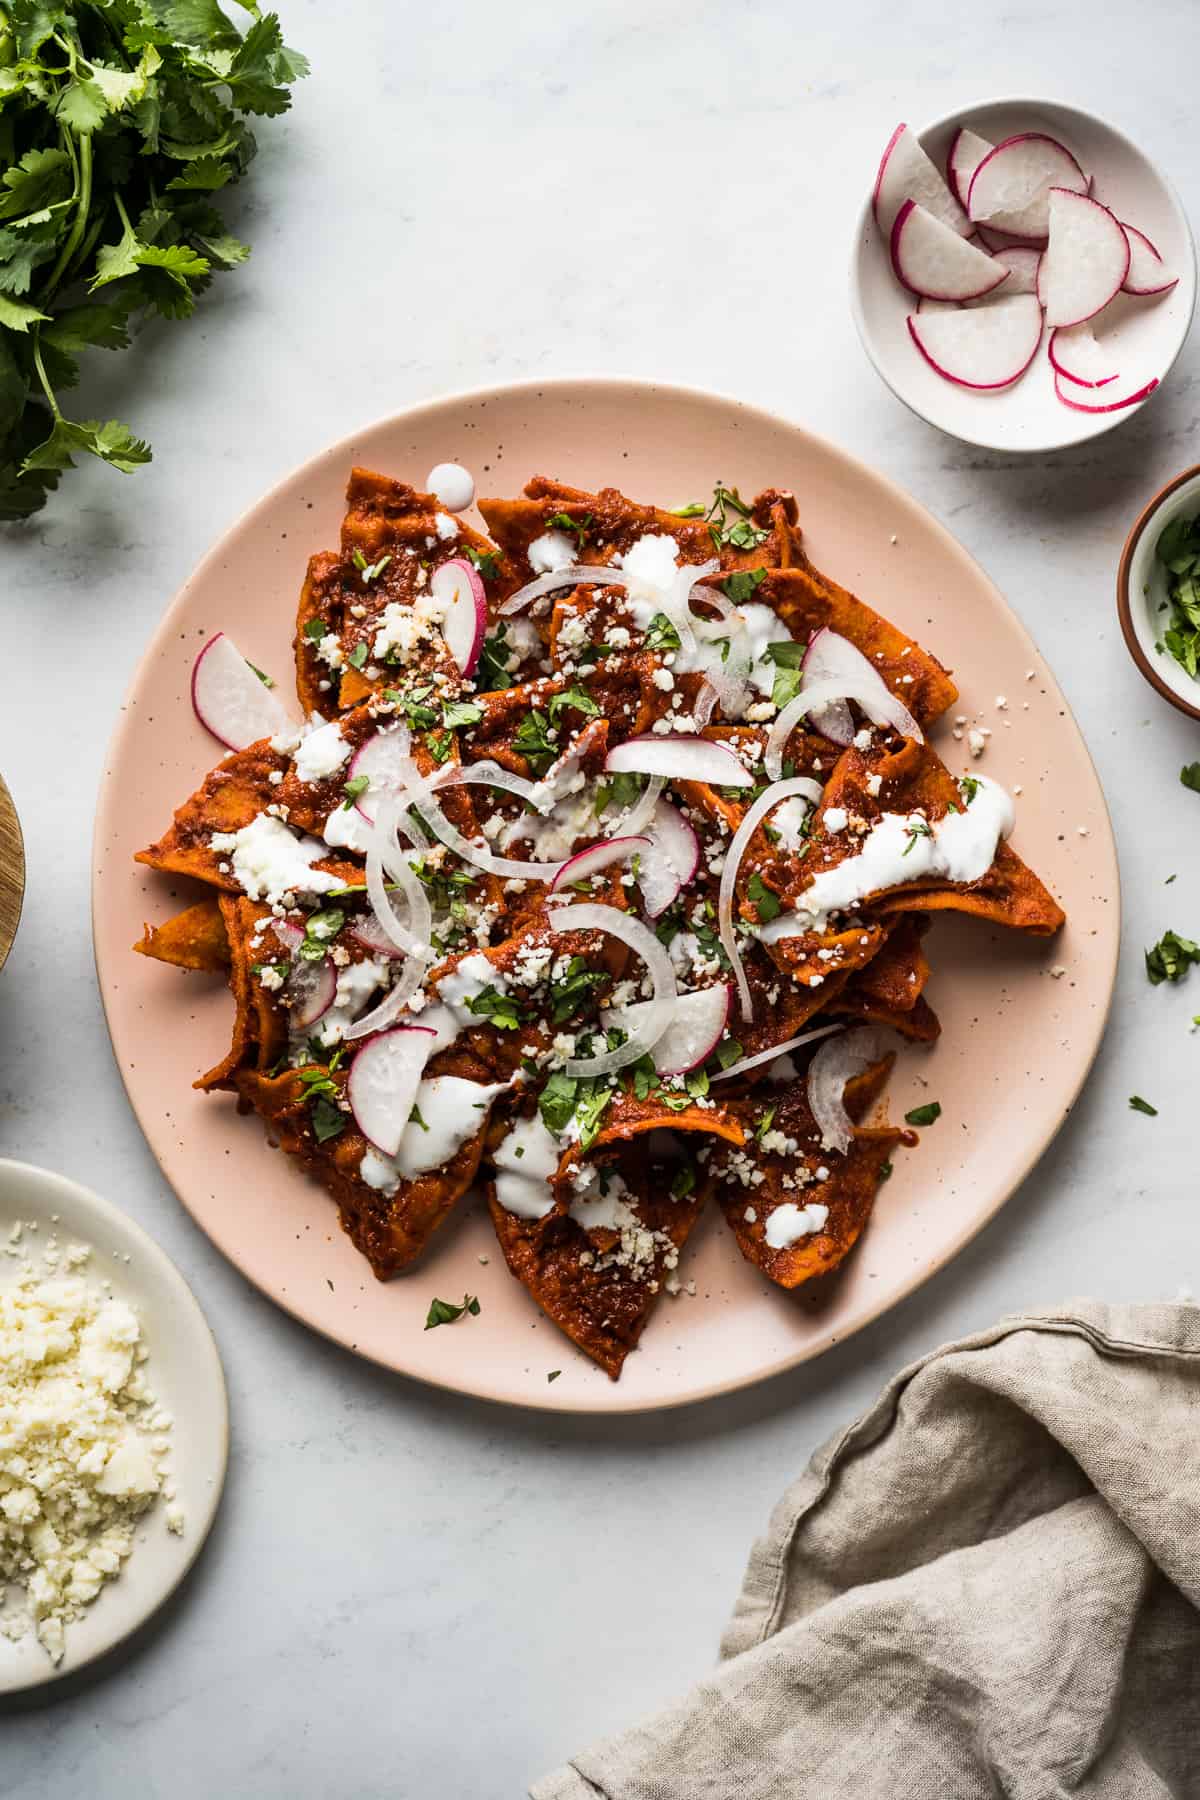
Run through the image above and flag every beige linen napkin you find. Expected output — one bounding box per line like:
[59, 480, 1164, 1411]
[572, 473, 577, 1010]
[533, 1302, 1200, 1799]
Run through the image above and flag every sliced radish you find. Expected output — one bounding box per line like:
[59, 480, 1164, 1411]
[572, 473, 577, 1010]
[430, 558, 487, 678]
[191, 632, 294, 751]
[967, 132, 1088, 239]
[349, 912, 407, 959]
[974, 223, 1043, 253]
[1121, 222, 1178, 297]
[290, 955, 337, 1029]
[946, 126, 993, 210]
[1053, 370, 1159, 414]
[1047, 324, 1118, 390]
[915, 295, 961, 316]
[1039, 188, 1130, 328]
[604, 735, 753, 788]
[800, 628, 903, 746]
[980, 244, 1041, 297]
[907, 294, 1043, 391]
[807, 1028, 883, 1155]
[602, 985, 731, 1076]
[639, 799, 700, 918]
[710, 1022, 841, 1084]
[890, 201, 1010, 301]
[873, 123, 969, 238]
[347, 1025, 437, 1156]
[347, 723, 416, 824]
[549, 835, 650, 893]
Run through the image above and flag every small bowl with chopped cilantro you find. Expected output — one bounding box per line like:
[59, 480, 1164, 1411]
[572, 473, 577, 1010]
[1119, 467, 1200, 720]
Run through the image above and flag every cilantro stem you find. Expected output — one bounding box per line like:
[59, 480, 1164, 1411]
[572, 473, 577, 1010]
[31, 334, 61, 420]
[44, 130, 93, 301]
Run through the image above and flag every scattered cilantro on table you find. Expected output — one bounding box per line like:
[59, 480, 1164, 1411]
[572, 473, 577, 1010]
[1129, 1095, 1158, 1117]
[1145, 929, 1200, 985]
[0, 0, 307, 518]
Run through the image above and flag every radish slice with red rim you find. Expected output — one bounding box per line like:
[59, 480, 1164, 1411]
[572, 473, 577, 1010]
[1053, 370, 1159, 414]
[544, 903, 678, 1077]
[966, 132, 1088, 239]
[915, 295, 961, 316]
[602, 984, 731, 1077]
[806, 1027, 884, 1155]
[191, 632, 294, 751]
[349, 912, 407, 959]
[1039, 188, 1130, 328]
[1121, 222, 1178, 297]
[717, 776, 825, 1020]
[890, 201, 1010, 301]
[289, 955, 337, 1029]
[429, 558, 487, 677]
[906, 295, 1043, 393]
[946, 126, 993, 210]
[873, 123, 970, 238]
[348, 722, 415, 824]
[975, 244, 1041, 298]
[549, 835, 650, 893]
[604, 735, 753, 787]
[639, 799, 700, 918]
[347, 1025, 437, 1156]
[709, 1022, 842, 1084]
[765, 677, 921, 782]
[1047, 324, 1119, 389]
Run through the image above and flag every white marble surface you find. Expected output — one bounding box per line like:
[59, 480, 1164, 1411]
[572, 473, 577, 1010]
[4, 2, 1200, 1792]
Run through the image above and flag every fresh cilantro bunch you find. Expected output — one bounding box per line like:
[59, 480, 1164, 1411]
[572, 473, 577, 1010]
[0, 0, 307, 518]
[1155, 512, 1200, 679]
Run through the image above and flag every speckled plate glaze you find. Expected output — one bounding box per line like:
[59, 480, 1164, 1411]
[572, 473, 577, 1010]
[93, 378, 1118, 1414]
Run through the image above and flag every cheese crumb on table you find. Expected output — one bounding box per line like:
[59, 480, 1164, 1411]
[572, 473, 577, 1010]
[0, 1231, 182, 1665]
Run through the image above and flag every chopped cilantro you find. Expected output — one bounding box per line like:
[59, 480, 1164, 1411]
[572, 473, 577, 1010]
[544, 510, 591, 546]
[671, 1164, 697, 1198]
[346, 641, 369, 671]
[721, 568, 766, 604]
[247, 661, 274, 688]
[383, 683, 439, 730]
[959, 776, 982, 803]
[705, 483, 769, 552]
[1145, 930, 1200, 985]
[464, 546, 502, 580]
[409, 1104, 429, 1132]
[424, 1294, 481, 1330]
[465, 986, 524, 1030]
[303, 618, 328, 644]
[902, 819, 934, 857]
[548, 954, 605, 1023]
[670, 501, 706, 518]
[685, 1068, 710, 1100]
[539, 1073, 579, 1136]
[548, 686, 600, 724]
[442, 699, 484, 731]
[1181, 763, 1200, 793]
[714, 1038, 744, 1071]
[351, 547, 392, 584]
[753, 1105, 777, 1142]
[748, 871, 782, 923]
[476, 625, 514, 694]
[879, 1161, 894, 1181]
[425, 730, 455, 765]
[308, 1093, 346, 1143]
[1129, 1095, 1158, 1117]
[904, 1101, 941, 1128]
[547, 1369, 562, 1382]
[298, 907, 344, 961]
[1156, 514, 1200, 680]
[513, 709, 557, 776]
[342, 774, 370, 809]
[596, 771, 645, 815]
[251, 960, 288, 982]
[765, 638, 805, 710]
[645, 612, 682, 653]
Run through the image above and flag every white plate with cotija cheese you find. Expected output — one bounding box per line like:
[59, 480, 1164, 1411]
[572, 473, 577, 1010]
[0, 1160, 227, 1692]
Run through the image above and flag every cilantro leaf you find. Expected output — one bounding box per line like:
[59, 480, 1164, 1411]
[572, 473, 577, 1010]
[747, 871, 781, 923]
[1145, 930, 1200, 985]
[465, 985, 524, 1031]
[424, 1293, 481, 1330]
[1181, 763, 1200, 793]
[721, 568, 766, 604]
[1129, 1095, 1158, 1117]
[644, 612, 682, 654]
[513, 709, 557, 776]
[904, 1101, 941, 1128]
[548, 685, 600, 725]
[464, 545, 502, 580]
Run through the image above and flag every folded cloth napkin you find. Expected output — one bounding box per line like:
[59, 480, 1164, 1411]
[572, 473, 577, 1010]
[532, 1302, 1200, 1800]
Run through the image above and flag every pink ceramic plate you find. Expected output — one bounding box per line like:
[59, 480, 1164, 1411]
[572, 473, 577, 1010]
[93, 378, 1118, 1413]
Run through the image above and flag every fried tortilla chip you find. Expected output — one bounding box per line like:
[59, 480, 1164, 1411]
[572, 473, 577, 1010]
[134, 898, 229, 972]
[713, 1060, 909, 1289]
[488, 1095, 744, 1378]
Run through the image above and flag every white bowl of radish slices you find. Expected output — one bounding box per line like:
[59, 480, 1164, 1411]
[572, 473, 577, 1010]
[852, 98, 1195, 452]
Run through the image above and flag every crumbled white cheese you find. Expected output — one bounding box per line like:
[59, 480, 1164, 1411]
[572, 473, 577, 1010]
[0, 1240, 181, 1665]
[210, 814, 340, 907]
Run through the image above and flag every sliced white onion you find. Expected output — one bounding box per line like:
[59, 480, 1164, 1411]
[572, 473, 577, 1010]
[348, 722, 415, 824]
[717, 776, 825, 1021]
[545, 902, 678, 1077]
[605, 734, 753, 787]
[689, 584, 753, 717]
[550, 835, 650, 893]
[692, 681, 719, 729]
[604, 773, 665, 837]
[764, 677, 922, 780]
[806, 1027, 883, 1155]
[364, 798, 432, 960]
[602, 983, 731, 1075]
[418, 794, 566, 882]
[709, 1022, 842, 1083]
[347, 1025, 438, 1156]
[500, 564, 632, 615]
[800, 629, 858, 744]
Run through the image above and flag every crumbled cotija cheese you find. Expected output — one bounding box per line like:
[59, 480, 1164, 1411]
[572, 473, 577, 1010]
[0, 1233, 181, 1664]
